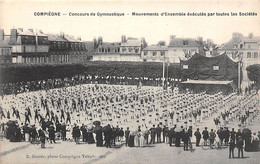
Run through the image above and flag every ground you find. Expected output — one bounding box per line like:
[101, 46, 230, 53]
[1, 111, 259, 164]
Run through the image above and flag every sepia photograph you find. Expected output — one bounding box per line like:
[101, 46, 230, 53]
[0, 0, 260, 164]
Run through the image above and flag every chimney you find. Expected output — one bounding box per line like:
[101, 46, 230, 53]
[28, 29, 33, 33]
[60, 32, 65, 38]
[93, 37, 97, 49]
[10, 29, 17, 44]
[0, 29, 4, 41]
[170, 35, 176, 40]
[232, 32, 243, 39]
[18, 28, 23, 32]
[248, 33, 253, 39]
[121, 35, 127, 43]
[39, 30, 43, 34]
[98, 36, 103, 45]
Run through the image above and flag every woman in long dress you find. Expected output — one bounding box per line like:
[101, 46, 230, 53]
[128, 132, 135, 147]
[134, 131, 140, 147]
[139, 131, 145, 147]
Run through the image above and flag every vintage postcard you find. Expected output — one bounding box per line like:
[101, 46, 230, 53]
[0, 0, 260, 164]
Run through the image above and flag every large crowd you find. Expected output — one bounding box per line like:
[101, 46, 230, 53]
[0, 83, 259, 158]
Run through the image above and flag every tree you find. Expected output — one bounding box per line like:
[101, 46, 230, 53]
[157, 40, 166, 46]
[246, 64, 260, 88]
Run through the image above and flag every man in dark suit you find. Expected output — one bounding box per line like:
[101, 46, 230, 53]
[125, 127, 130, 146]
[156, 124, 162, 143]
[202, 127, 209, 146]
[237, 136, 244, 158]
[150, 125, 156, 144]
[230, 128, 236, 143]
[104, 124, 112, 148]
[168, 127, 175, 146]
[48, 125, 56, 144]
[194, 128, 201, 146]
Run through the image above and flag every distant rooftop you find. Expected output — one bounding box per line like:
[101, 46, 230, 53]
[0, 40, 12, 48]
[121, 39, 142, 47]
[168, 38, 201, 47]
[143, 46, 168, 51]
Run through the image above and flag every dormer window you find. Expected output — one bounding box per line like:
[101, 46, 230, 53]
[183, 40, 188, 45]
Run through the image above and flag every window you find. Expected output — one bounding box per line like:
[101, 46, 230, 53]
[213, 66, 219, 70]
[183, 65, 188, 69]
[128, 48, 133, 52]
[247, 52, 251, 58]
[153, 51, 157, 56]
[144, 51, 148, 56]
[161, 51, 165, 56]
[135, 48, 139, 53]
[108, 48, 110, 53]
[248, 45, 251, 49]
[143, 59, 147, 62]
[254, 52, 258, 58]
[240, 44, 243, 49]
[183, 40, 188, 45]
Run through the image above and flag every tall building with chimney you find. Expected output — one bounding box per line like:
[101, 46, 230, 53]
[2, 28, 49, 63]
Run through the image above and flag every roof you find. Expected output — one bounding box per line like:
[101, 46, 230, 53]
[17, 29, 47, 37]
[143, 46, 168, 51]
[64, 35, 82, 42]
[46, 34, 82, 42]
[220, 37, 242, 50]
[0, 41, 12, 48]
[121, 39, 141, 47]
[97, 42, 120, 48]
[84, 41, 95, 52]
[220, 36, 260, 50]
[181, 80, 233, 85]
[168, 38, 201, 47]
[47, 34, 67, 42]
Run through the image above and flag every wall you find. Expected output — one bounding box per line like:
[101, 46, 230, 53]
[141, 50, 167, 62]
[168, 47, 199, 63]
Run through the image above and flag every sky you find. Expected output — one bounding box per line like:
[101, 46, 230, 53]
[0, 0, 260, 45]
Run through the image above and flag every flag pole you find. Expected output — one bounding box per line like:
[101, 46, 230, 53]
[238, 57, 241, 95]
[162, 52, 165, 88]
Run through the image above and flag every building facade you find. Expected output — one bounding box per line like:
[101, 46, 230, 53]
[219, 33, 260, 91]
[120, 37, 144, 62]
[0, 40, 12, 64]
[2, 28, 49, 63]
[92, 36, 146, 62]
[141, 46, 168, 62]
[167, 36, 203, 63]
[47, 33, 87, 63]
[93, 42, 121, 61]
